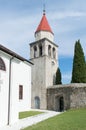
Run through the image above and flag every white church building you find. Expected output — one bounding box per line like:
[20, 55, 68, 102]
[0, 45, 33, 127]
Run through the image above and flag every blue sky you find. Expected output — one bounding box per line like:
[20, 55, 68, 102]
[0, 0, 86, 84]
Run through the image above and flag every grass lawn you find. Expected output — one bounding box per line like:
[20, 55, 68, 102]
[22, 108, 86, 130]
[19, 111, 43, 119]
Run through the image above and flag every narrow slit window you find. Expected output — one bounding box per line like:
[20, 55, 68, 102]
[53, 48, 56, 59]
[48, 45, 51, 57]
[34, 46, 37, 58]
[39, 45, 42, 56]
[19, 85, 23, 100]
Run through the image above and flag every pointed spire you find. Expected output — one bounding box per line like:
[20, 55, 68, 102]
[35, 10, 53, 34]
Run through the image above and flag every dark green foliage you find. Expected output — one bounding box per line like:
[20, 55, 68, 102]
[56, 67, 62, 84]
[85, 61, 86, 82]
[71, 40, 86, 83]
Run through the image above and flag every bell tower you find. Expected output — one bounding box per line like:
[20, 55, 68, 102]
[30, 11, 58, 109]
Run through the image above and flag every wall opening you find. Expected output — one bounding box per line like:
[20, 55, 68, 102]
[39, 45, 42, 56]
[55, 96, 64, 112]
[59, 97, 64, 112]
[52, 47, 56, 59]
[34, 46, 37, 58]
[48, 45, 51, 57]
[35, 96, 40, 109]
[0, 57, 6, 71]
[19, 85, 23, 100]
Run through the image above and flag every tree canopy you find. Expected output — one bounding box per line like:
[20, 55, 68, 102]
[56, 67, 62, 84]
[71, 40, 86, 83]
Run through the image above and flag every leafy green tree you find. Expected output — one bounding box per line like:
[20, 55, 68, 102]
[71, 40, 86, 83]
[56, 67, 62, 84]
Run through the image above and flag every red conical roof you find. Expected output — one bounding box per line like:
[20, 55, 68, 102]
[35, 13, 53, 34]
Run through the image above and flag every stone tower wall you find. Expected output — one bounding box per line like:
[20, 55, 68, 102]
[31, 56, 47, 109]
[30, 38, 58, 109]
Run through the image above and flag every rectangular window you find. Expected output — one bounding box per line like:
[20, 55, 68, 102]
[19, 85, 23, 100]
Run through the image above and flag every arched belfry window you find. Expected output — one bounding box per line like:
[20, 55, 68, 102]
[48, 45, 51, 57]
[0, 57, 6, 71]
[39, 44, 42, 56]
[34, 46, 37, 58]
[53, 47, 56, 59]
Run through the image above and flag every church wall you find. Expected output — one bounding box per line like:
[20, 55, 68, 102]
[0, 50, 31, 127]
[18, 61, 31, 112]
[0, 54, 10, 127]
[8, 59, 19, 125]
[9, 58, 31, 124]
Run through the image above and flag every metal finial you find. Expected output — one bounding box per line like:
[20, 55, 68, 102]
[43, 4, 46, 15]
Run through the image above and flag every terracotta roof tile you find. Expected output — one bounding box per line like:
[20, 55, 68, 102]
[35, 14, 53, 34]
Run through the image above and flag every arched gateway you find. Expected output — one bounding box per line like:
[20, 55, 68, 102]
[55, 96, 64, 112]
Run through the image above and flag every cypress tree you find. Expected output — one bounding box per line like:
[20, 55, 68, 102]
[56, 67, 62, 84]
[83, 61, 86, 83]
[71, 40, 86, 83]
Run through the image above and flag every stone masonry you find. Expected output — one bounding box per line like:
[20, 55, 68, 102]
[30, 38, 58, 109]
[47, 83, 86, 111]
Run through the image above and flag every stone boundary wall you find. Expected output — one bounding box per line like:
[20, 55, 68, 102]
[47, 83, 86, 111]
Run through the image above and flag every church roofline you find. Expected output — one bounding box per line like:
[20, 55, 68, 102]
[29, 38, 58, 47]
[0, 44, 33, 65]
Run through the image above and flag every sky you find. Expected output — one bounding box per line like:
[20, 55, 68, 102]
[0, 0, 86, 84]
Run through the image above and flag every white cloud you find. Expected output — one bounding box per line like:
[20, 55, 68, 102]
[62, 72, 72, 84]
[0, 15, 39, 58]
[48, 11, 86, 20]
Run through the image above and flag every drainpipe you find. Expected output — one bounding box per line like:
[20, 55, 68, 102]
[7, 56, 14, 125]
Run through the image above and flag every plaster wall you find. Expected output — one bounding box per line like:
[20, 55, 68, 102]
[0, 54, 10, 127]
[35, 31, 54, 42]
[0, 51, 31, 127]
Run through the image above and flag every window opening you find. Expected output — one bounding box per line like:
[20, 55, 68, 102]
[39, 45, 42, 56]
[19, 85, 23, 100]
[34, 46, 37, 58]
[0, 57, 6, 71]
[48, 45, 51, 57]
[53, 48, 56, 59]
